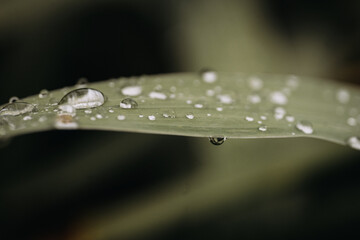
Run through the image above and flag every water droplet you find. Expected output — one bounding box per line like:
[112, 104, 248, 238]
[209, 136, 227, 146]
[149, 91, 167, 100]
[121, 85, 142, 96]
[186, 100, 192, 104]
[23, 116, 32, 121]
[245, 116, 254, 122]
[76, 77, 88, 86]
[216, 107, 223, 112]
[186, 113, 194, 119]
[274, 107, 286, 120]
[120, 98, 138, 109]
[247, 94, 261, 104]
[336, 89, 350, 104]
[162, 110, 176, 118]
[55, 114, 78, 129]
[90, 116, 96, 121]
[84, 109, 92, 114]
[0, 102, 35, 116]
[295, 120, 313, 134]
[347, 117, 357, 126]
[260, 115, 267, 120]
[201, 70, 217, 83]
[96, 114, 103, 119]
[117, 115, 126, 120]
[207, 113, 212, 117]
[347, 136, 360, 150]
[58, 104, 76, 116]
[217, 94, 233, 104]
[206, 89, 215, 97]
[58, 88, 105, 109]
[248, 76, 263, 90]
[270, 91, 288, 105]
[9, 96, 19, 103]
[258, 126, 267, 132]
[148, 115, 156, 121]
[38, 89, 49, 98]
[285, 115, 295, 122]
[286, 75, 299, 89]
[108, 109, 114, 113]
[257, 120, 262, 124]
[139, 114, 144, 118]
[194, 103, 204, 109]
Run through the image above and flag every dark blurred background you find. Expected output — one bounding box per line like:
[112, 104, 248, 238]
[1, 0, 360, 239]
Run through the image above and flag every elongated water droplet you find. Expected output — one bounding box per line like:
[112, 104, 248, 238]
[296, 120, 313, 134]
[9, 96, 19, 103]
[148, 115, 156, 121]
[0, 102, 35, 116]
[117, 115, 126, 120]
[347, 136, 360, 150]
[201, 70, 217, 83]
[121, 86, 142, 96]
[38, 89, 49, 98]
[245, 116, 254, 122]
[258, 125, 267, 132]
[186, 113, 194, 119]
[120, 98, 138, 109]
[58, 88, 105, 109]
[209, 136, 227, 146]
[149, 91, 167, 100]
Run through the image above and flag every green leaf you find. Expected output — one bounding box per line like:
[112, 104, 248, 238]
[0, 72, 359, 149]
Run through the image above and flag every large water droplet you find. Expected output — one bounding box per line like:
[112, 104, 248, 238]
[347, 136, 360, 150]
[121, 85, 142, 96]
[120, 98, 138, 109]
[0, 102, 35, 116]
[295, 120, 314, 134]
[270, 91, 288, 105]
[209, 136, 227, 146]
[201, 70, 217, 83]
[58, 88, 105, 109]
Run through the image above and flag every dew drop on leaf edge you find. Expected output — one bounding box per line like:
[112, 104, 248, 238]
[209, 136, 227, 146]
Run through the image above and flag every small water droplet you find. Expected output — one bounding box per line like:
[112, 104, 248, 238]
[295, 120, 313, 134]
[336, 89, 350, 104]
[347, 117, 357, 126]
[55, 114, 78, 129]
[139, 114, 144, 118]
[206, 89, 215, 97]
[285, 115, 295, 122]
[23, 116, 32, 121]
[186, 100, 192, 104]
[162, 110, 176, 118]
[149, 91, 167, 100]
[90, 116, 96, 121]
[209, 136, 227, 146]
[76, 77, 88, 86]
[9, 96, 19, 103]
[257, 120, 262, 124]
[201, 70, 217, 83]
[148, 115, 156, 121]
[117, 115, 126, 120]
[274, 107, 286, 120]
[207, 113, 212, 117]
[58, 88, 105, 109]
[260, 115, 267, 120]
[120, 98, 138, 109]
[245, 116, 254, 122]
[247, 94, 261, 104]
[38, 89, 49, 98]
[108, 109, 114, 113]
[248, 76, 263, 90]
[258, 126, 267, 132]
[96, 114, 103, 119]
[84, 109, 92, 114]
[0, 102, 35, 116]
[186, 113, 194, 119]
[121, 85, 142, 96]
[270, 91, 288, 105]
[347, 136, 360, 150]
[217, 94, 233, 104]
[216, 107, 223, 112]
[194, 103, 204, 109]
